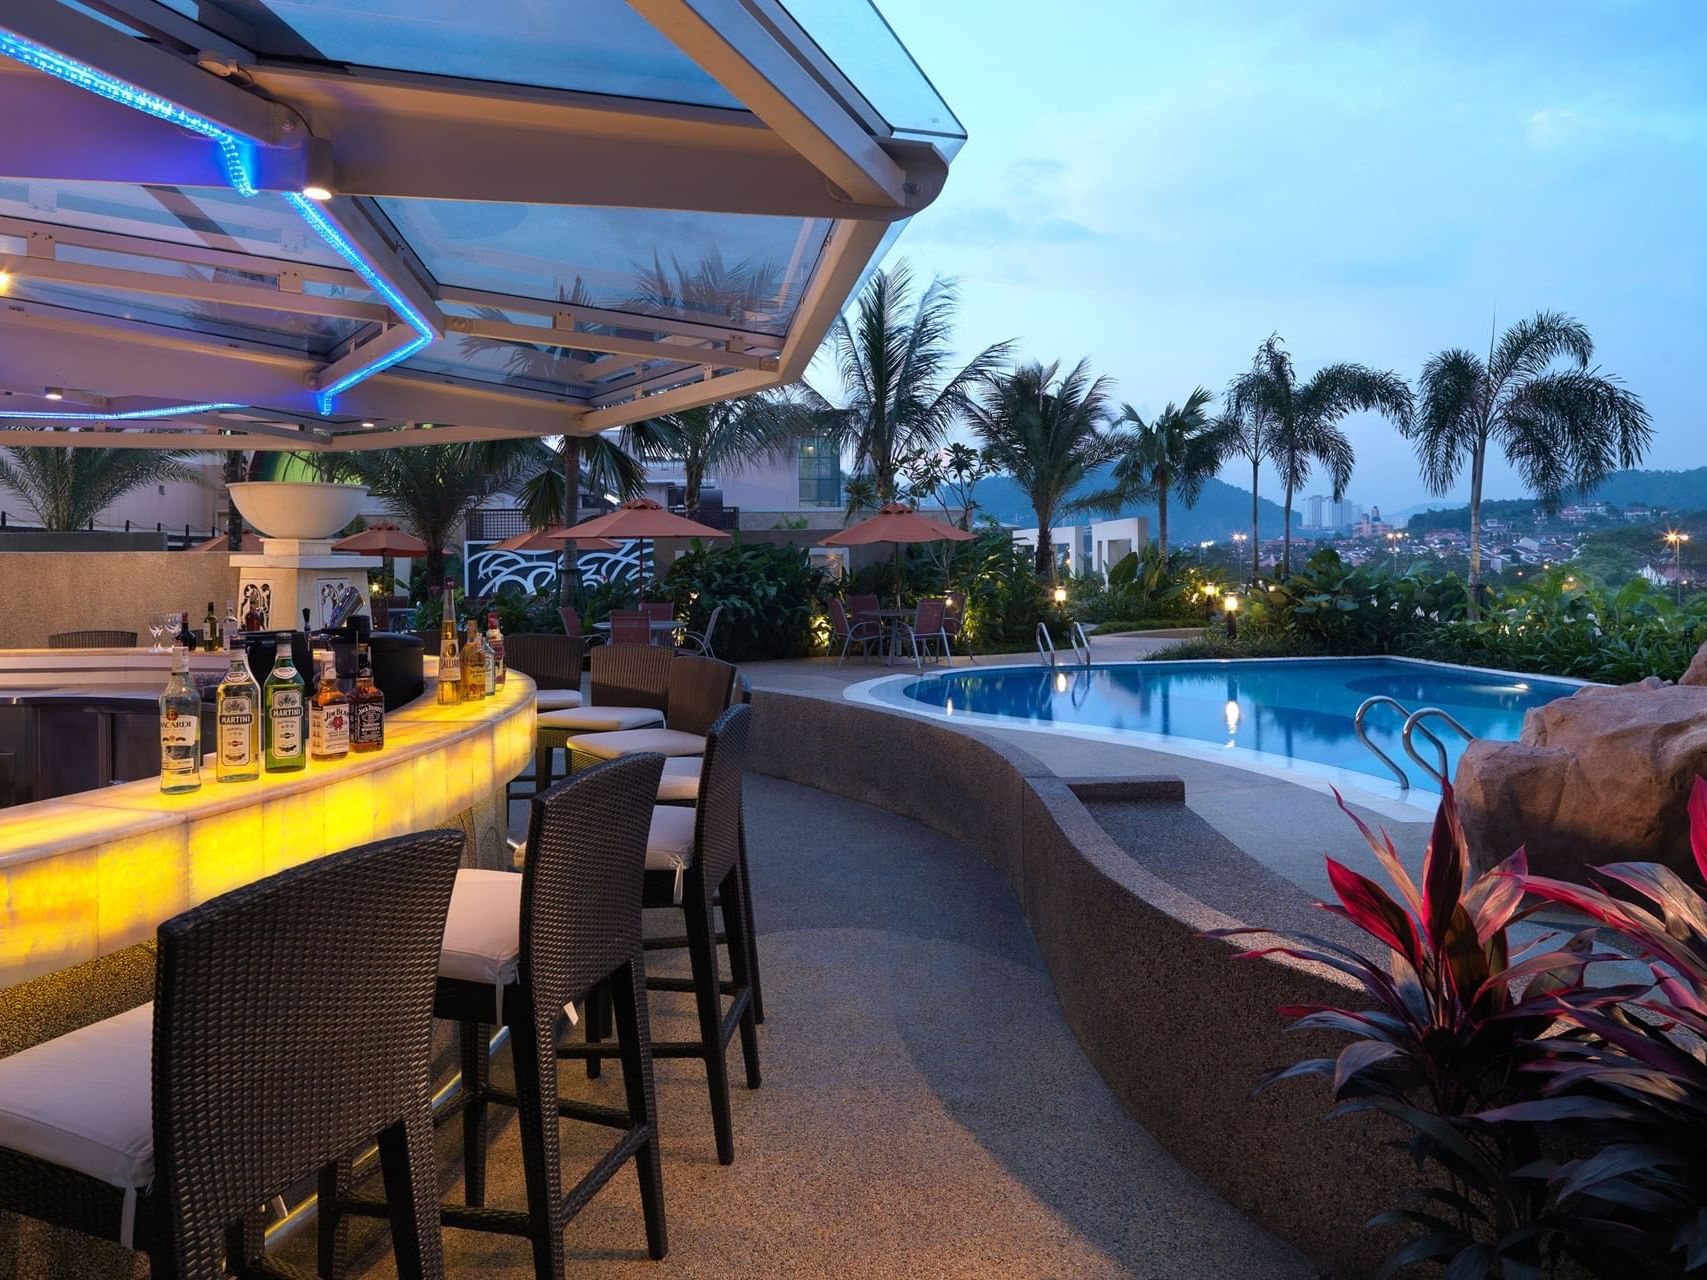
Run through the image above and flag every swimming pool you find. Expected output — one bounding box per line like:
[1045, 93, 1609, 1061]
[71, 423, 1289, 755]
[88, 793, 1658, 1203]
[848, 657, 1587, 802]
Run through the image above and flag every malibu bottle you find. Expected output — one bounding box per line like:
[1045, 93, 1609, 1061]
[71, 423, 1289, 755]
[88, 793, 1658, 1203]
[214, 637, 261, 782]
[264, 646, 306, 773]
[158, 645, 203, 794]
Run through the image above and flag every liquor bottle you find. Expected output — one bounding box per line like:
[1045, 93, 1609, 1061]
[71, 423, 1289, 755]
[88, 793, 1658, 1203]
[309, 652, 351, 761]
[436, 578, 461, 706]
[214, 637, 261, 783]
[263, 645, 306, 772]
[202, 601, 219, 652]
[486, 610, 506, 689]
[175, 612, 196, 649]
[158, 645, 203, 794]
[481, 622, 496, 698]
[350, 642, 385, 753]
[221, 599, 238, 649]
[461, 617, 486, 701]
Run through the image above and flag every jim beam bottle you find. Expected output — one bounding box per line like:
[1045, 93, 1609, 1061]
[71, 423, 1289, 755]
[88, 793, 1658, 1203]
[214, 636, 261, 782]
[309, 651, 350, 761]
[437, 578, 461, 706]
[158, 644, 203, 794]
[350, 642, 385, 753]
[263, 644, 306, 773]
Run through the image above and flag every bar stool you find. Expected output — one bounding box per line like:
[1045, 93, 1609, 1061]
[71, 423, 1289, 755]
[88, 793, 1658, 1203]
[325, 753, 669, 1280]
[531, 644, 671, 792]
[565, 654, 736, 773]
[567, 705, 759, 1165]
[0, 830, 464, 1280]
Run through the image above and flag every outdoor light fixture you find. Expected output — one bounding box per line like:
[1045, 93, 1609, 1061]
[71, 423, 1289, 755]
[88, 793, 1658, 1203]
[0, 270, 10, 293]
[301, 186, 333, 201]
[1052, 585, 1067, 605]
[1, 401, 242, 421]
[42, 388, 63, 401]
[1223, 593, 1239, 639]
[1055, 672, 1069, 694]
[360, 420, 377, 429]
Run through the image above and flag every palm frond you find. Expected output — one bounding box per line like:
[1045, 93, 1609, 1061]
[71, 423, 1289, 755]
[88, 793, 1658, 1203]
[1409, 347, 1485, 495]
[1490, 310, 1593, 387]
[1500, 367, 1653, 506]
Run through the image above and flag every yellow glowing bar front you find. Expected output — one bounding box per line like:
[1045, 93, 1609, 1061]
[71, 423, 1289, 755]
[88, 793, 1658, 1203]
[0, 675, 536, 987]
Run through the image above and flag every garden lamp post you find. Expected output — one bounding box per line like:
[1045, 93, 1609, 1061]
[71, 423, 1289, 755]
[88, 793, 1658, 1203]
[1231, 531, 1247, 581]
[1665, 530, 1690, 604]
[1222, 593, 1239, 640]
[1385, 529, 1407, 570]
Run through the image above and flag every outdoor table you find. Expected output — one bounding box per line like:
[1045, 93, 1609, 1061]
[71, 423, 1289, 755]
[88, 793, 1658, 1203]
[593, 619, 682, 647]
[866, 608, 917, 664]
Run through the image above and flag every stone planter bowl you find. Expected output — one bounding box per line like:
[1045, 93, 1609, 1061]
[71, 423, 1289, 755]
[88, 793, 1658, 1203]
[228, 482, 368, 540]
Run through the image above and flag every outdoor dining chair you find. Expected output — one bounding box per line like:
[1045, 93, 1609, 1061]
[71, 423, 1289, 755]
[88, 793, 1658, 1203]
[559, 605, 603, 648]
[0, 829, 464, 1280]
[826, 597, 882, 666]
[531, 643, 671, 792]
[899, 597, 951, 669]
[566, 705, 759, 1166]
[609, 610, 652, 645]
[321, 755, 669, 1280]
[677, 603, 723, 660]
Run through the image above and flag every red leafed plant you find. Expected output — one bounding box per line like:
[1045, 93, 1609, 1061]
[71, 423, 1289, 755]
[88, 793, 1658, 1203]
[1207, 783, 1627, 1278]
[1476, 775, 1707, 1276]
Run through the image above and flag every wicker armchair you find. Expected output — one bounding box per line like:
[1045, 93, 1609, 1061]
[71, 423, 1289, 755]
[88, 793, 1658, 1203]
[48, 629, 138, 649]
[325, 755, 669, 1279]
[569, 705, 759, 1166]
[502, 634, 585, 690]
[0, 829, 464, 1279]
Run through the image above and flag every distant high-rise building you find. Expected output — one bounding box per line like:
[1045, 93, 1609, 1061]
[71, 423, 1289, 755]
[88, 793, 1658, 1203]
[1304, 495, 1327, 529]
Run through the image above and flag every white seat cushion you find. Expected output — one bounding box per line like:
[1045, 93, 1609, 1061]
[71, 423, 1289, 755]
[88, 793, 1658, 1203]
[439, 869, 522, 995]
[646, 805, 697, 875]
[538, 705, 664, 733]
[569, 728, 706, 761]
[657, 756, 701, 803]
[0, 1003, 153, 1190]
[534, 689, 583, 711]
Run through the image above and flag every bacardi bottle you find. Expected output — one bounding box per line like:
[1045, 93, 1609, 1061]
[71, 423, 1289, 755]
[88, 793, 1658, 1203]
[158, 645, 203, 794]
[309, 652, 350, 761]
[214, 638, 261, 782]
[264, 646, 306, 773]
[350, 642, 385, 753]
[486, 610, 506, 689]
[437, 578, 461, 706]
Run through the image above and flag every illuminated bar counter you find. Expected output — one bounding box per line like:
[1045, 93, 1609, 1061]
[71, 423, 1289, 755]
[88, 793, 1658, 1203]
[0, 671, 535, 988]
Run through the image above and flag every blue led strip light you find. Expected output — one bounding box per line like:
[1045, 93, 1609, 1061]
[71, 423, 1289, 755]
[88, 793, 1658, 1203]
[0, 28, 257, 196]
[0, 401, 245, 420]
[284, 193, 436, 416]
[0, 27, 442, 415]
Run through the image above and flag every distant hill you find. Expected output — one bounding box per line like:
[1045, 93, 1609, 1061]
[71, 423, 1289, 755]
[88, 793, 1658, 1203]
[969, 468, 1294, 542]
[1396, 468, 1707, 531]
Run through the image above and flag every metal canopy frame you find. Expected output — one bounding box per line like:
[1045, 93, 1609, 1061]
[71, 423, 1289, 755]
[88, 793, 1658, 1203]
[0, 0, 959, 449]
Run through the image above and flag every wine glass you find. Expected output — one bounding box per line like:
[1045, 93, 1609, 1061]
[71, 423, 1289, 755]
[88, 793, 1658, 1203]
[148, 614, 165, 653]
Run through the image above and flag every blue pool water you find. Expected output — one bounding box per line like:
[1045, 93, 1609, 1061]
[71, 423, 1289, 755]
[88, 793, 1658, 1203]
[865, 658, 1585, 793]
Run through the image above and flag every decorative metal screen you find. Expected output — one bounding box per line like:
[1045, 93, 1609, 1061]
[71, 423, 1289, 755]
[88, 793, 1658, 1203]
[464, 539, 652, 596]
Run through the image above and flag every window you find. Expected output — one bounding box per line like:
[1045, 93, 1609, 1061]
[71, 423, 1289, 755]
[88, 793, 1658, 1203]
[797, 435, 841, 508]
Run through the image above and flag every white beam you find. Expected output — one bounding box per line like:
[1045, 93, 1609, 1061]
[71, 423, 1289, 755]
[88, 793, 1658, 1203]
[577, 369, 775, 432]
[627, 0, 908, 207]
[445, 315, 777, 373]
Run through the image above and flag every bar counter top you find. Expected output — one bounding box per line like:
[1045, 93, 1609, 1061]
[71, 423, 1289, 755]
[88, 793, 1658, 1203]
[0, 673, 535, 987]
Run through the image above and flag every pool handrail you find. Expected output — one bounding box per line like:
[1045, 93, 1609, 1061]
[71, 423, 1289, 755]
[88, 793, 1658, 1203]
[1401, 707, 1475, 788]
[1070, 621, 1091, 666]
[1036, 621, 1056, 668]
[1353, 695, 1414, 789]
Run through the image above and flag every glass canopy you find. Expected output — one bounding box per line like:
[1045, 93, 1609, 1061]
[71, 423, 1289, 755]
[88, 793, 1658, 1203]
[0, 0, 962, 448]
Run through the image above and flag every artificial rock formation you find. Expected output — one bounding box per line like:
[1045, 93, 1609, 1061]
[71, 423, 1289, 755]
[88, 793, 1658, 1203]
[1457, 649, 1707, 878]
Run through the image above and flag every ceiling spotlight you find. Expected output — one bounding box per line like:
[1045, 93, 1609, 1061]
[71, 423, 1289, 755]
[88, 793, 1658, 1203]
[43, 387, 63, 401]
[301, 186, 333, 201]
[0, 270, 10, 293]
[360, 419, 376, 429]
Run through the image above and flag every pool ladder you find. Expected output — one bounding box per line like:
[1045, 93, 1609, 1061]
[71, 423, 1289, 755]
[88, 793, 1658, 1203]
[1353, 696, 1476, 790]
[1036, 621, 1091, 668]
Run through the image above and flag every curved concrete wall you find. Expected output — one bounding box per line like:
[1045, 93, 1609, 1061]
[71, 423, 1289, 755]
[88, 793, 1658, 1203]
[748, 689, 1413, 1278]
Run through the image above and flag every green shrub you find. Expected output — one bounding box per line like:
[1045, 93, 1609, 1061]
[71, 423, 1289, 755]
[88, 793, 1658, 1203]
[662, 538, 829, 662]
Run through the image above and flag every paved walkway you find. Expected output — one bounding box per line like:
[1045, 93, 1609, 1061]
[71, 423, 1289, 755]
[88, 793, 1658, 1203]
[329, 776, 1314, 1279]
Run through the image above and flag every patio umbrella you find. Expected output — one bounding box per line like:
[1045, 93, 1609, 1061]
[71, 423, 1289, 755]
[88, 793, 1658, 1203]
[555, 498, 731, 596]
[191, 531, 264, 553]
[824, 503, 973, 604]
[330, 522, 430, 556]
[486, 528, 618, 553]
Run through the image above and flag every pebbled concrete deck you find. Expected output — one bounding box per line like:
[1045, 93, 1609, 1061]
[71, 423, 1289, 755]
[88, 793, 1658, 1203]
[330, 775, 1315, 1280]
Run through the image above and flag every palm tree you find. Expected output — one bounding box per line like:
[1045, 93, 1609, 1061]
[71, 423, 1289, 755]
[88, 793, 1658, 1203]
[968, 359, 1119, 580]
[818, 261, 1012, 502]
[0, 446, 204, 531]
[1087, 387, 1229, 559]
[1217, 392, 1274, 582]
[1231, 334, 1412, 577]
[1404, 311, 1650, 614]
[627, 389, 820, 518]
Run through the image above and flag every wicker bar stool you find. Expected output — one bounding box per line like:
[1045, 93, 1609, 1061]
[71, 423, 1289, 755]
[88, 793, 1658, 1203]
[567, 705, 759, 1165]
[504, 634, 585, 712]
[0, 830, 464, 1280]
[565, 654, 736, 773]
[48, 629, 139, 648]
[325, 753, 669, 1280]
[530, 643, 671, 794]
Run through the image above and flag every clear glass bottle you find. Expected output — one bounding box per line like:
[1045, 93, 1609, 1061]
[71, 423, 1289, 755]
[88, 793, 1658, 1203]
[486, 610, 506, 689]
[263, 646, 306, 773]
[221, 598, 239, 650]
[159, 644, 203, 794]
[461, 617, 487, 701]
[309, 652, 351, 761]
[437, 578, 461, 706]
[214, 637, 261, 783]
[350, 642, 385, 753]
[481, 623, 496, 698]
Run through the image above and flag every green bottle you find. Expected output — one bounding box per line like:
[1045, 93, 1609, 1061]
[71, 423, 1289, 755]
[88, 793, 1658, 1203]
[264, 647, 307, 773]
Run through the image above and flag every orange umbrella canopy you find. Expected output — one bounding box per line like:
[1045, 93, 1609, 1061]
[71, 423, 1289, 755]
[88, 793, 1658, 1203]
[487, 529, 619, 553]
[558, 498, 731, 542]
[191, 531, 264, 553]
[330, 522, 432, 555]
[823, 503, 975, 546]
